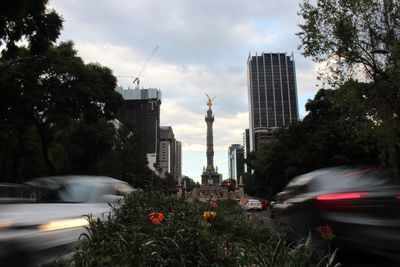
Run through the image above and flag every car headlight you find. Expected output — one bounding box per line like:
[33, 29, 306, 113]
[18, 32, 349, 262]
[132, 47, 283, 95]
[38, 217, 89, 231]
[0, 219, 12, 229]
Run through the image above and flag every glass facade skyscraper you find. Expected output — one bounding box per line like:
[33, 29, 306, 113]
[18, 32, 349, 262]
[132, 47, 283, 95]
[247, 53, 299, 151]
[116, 87, 162, 172]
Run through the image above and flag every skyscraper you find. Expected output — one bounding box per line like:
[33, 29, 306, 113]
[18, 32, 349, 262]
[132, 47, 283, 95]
[247, 52, 299, 151]
[228, 144, 245, 182]
[174, 140, 182, 185]
[159, 126, 175, 179]
[116, 87, 162, 172]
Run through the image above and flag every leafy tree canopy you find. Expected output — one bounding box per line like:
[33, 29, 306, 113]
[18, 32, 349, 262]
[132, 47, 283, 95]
[1, 0, 62, 58]
[298, 0, 400, 82]
[297, 0, 400, 177]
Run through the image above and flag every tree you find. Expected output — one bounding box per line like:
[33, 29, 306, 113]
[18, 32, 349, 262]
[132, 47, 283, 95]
[7, 42, 122, 174]
[0, 0, 63, 182]
[247, 81, 380, 198]
[297, 0, 400, 176]
[1, 0, 62, 59]
[0, 40, 124, 181]
[297, 0, 400, 82]
[181, 176, 196, 192]
[96, 121, 153, 188]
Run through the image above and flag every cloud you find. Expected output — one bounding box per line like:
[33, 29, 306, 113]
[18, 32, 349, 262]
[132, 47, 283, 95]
[50, 0, 319, 181]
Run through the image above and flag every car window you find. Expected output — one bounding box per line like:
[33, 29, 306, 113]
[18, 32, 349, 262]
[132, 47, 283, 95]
[313, 168, 397, 191]
[58, 181, 95, 202]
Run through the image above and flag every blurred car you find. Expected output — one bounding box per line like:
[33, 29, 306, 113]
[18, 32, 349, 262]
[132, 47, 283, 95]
[0, 183, 35, 203]
[243, 199, 262, 211]
[270, 166, 400, 260]
[0, 175, 133, 267]
[269, 200, 276, 217]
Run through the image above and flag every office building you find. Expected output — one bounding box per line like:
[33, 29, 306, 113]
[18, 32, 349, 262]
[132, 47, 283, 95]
[159, 126, 175, 179]
[243, 129, 251, 173]
[174, 140, 182, 184]
[247, 52, 299, 151]
[228, 144, 245, 182]
[116, 87, 162, 172]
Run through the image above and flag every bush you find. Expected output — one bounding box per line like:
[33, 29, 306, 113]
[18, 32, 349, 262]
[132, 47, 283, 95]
[68, 192, 334, 266]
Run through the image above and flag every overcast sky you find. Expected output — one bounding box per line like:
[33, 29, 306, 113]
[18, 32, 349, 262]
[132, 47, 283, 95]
[50, 0, 320, 183]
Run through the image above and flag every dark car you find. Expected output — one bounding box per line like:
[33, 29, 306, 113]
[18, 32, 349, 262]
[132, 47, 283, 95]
[270, 166, 400, 260]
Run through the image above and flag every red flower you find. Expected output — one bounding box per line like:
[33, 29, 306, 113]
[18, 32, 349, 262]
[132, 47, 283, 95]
[316, 225, 334, 240]
[149, 212, 165, 224]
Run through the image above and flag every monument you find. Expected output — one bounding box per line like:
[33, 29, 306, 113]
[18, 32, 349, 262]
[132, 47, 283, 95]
[201, 94, 221, 185]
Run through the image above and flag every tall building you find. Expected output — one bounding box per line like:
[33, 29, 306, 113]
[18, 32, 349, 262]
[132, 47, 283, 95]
[159, 126, 175, 179]
[228, 144, 245, 182]
[174, 140, 182, 185]
[116, 87, 162, 172]
[247, 52, 299, 151]
[243, 129, 251, 173]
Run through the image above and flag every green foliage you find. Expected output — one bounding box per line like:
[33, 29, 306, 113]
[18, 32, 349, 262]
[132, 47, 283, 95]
[247, 81, 380, 198]
[0, 2, 155, 185]
[0, 0, 63, 57]
[181, 176, 197, 192]
[69, 192, 334, 267]
[297, 0, 400, 177]
[297, 0, 400, 81]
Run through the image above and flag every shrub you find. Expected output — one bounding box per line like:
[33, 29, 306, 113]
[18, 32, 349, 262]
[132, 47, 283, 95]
[68, 192, 335, 266]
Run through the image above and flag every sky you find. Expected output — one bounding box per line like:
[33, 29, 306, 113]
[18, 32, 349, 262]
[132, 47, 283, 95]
[50, 0, 320, 183]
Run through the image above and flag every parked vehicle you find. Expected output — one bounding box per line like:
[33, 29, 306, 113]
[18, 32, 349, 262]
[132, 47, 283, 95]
[270, 166, 400, 260]
[0, 175, 134, 267]
[260, 200, 269, 210]
[243, 199, 262, 211]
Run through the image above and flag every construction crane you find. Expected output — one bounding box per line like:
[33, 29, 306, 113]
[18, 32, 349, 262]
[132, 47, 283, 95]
[133, 46, 159, 89]
[116, 46, 159, 89]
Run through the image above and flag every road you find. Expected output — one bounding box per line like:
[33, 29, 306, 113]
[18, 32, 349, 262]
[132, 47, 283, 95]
[248, 210, 273, 224]
[249, 209, 399, 267]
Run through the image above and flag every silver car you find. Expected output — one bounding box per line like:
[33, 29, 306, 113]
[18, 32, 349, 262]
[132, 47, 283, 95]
[0, 176, 133, 267]
[243, 199, 262, 211]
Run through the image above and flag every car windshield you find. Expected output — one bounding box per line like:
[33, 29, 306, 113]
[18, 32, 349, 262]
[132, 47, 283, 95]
[28, 178, 120, 203]
[312, 167, 398, 191]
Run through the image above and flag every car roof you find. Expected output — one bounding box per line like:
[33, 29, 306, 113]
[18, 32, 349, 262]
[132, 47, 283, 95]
[285, 166, 397, 192]
[26, 175, 122, 186]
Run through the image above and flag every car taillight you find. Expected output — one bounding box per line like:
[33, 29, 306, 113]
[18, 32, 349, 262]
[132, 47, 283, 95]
[316, 192, 369, 212]
[316, 192, 368, 201]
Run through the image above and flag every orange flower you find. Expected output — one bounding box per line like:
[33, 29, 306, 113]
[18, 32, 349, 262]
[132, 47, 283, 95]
[149, 212, 165, 224]
[316, 225, 334, 240]
[203, 211, 217, 220]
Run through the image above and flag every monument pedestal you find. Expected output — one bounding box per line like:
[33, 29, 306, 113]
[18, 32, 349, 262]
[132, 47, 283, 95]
[201, 171, 220, 185]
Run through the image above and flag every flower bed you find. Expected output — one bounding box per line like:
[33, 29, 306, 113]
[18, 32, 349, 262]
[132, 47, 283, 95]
[68, 191, 334, 266]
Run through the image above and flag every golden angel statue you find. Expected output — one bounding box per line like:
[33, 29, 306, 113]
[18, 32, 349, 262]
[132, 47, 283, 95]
[205, 93, 217, 109]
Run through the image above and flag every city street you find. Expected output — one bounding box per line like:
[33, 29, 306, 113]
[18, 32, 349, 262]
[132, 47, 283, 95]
[249, 210, 399, 267]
